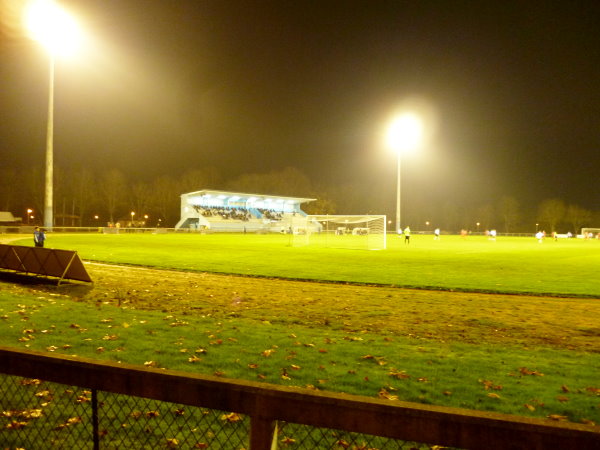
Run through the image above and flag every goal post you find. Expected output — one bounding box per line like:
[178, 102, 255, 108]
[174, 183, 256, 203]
[581, 228, 600, 238]
[292, 215, 387, 250]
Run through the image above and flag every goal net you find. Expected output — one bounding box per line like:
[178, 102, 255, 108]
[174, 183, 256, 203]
[581, 228, 600, 238]
[292, 215, 387, 250]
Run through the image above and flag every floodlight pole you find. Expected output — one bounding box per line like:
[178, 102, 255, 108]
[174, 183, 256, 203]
[395, 153, 401, 233]
[44, 53, 55, 230]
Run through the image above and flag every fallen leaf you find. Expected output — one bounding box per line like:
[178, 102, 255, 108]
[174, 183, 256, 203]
[519, 367, 544, 376]
[389, 369, 410, 379]
[547, 414, 568, 421]
[221, 412, 243, 423]
[6, 420, 28, 429]
[378, 388, 398, 400]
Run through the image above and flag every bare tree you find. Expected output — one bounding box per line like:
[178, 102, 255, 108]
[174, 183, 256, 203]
[152, 175, 179, 226]
[537, 198, 565, 233]
[475, 203, 495, 232]
[566, 204, 592, 234]
[101, 169, 127, 224]
[24, 166, 45, 223]
[498, 196, 520, 233]
[179, 167, 223, 193]
[131, 182, 152, 220]
[71, 167, 96, 226]
[0, 168, 20, 212]
[228, 167, 313, 197]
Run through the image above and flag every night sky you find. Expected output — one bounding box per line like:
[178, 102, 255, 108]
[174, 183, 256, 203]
[1, 0, 599, 215]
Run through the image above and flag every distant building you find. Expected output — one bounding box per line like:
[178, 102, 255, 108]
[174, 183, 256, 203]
[175, 189, 315, 232]
[0, 211, 22, 225]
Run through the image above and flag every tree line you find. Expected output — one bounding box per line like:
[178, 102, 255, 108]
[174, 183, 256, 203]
[0, 166, 597, 233]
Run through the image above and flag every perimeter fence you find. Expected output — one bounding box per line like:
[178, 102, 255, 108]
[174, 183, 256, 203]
[2, 347, 599, 449]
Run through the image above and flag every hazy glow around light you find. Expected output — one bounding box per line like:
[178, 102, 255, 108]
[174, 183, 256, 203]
[387, 113, 424, 153]
[25, 0, 82, 56]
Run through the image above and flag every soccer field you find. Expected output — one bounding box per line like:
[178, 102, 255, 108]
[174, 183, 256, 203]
[29, 233, 600, 297]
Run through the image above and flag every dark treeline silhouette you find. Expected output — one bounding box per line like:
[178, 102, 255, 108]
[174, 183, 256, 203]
[1, 166, 598, 233]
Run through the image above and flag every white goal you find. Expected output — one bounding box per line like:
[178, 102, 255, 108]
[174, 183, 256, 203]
[292, 215, 387, 250]
[581, 228, 600, 238]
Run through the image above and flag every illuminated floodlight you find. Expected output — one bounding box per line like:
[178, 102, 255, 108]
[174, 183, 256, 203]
[386, 112, 425, 233]
[25, 0, 82, 57]
[387, 113, 424, 154]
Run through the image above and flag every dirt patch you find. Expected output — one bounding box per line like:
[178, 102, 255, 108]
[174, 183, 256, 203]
[1, 261, 599, 352]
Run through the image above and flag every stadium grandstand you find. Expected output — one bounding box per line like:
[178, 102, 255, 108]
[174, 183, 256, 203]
[175, 189, 316, 233]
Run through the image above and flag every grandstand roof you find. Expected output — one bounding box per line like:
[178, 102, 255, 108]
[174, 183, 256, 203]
[182, 189, 316, 204]
[0, 211, 20, 222]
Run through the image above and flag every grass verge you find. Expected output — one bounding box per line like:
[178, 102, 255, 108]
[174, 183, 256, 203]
[1, 291, 599, 425]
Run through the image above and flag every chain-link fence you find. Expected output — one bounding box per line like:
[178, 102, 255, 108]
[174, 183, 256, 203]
[2, 347, 599, 450]
[1, 374, 434, 449]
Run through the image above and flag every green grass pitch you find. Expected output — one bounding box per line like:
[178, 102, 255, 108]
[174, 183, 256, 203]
[33, 232, 600, 297]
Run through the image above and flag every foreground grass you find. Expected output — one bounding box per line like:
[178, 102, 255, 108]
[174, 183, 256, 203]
[26, 233, 600, 297]
[1, 292, 599, 425]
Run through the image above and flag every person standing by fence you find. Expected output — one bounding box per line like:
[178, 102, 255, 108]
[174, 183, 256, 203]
[33, 227, 46, 247]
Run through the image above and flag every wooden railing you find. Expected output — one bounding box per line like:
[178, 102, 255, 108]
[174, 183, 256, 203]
[1, 347, 599, 449]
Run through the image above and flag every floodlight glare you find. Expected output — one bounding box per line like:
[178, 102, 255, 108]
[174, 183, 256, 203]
[387, 113, 424, 153]
[386, 112, 425, 233]
[25, 0, 82, 57]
